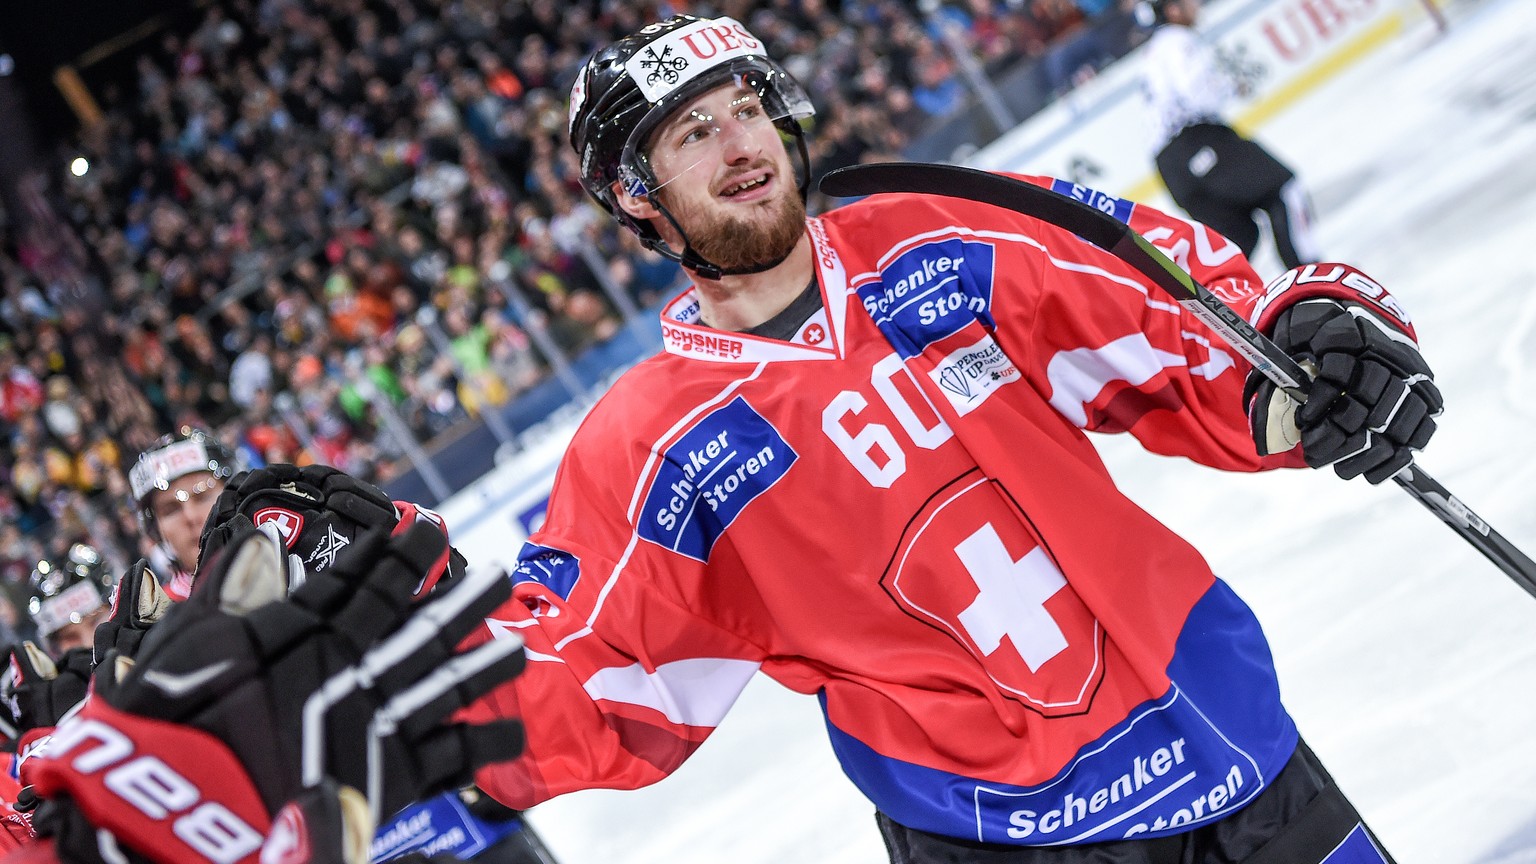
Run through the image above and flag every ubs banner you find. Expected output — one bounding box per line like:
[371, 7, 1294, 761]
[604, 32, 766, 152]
[972, 0, 1434, 204]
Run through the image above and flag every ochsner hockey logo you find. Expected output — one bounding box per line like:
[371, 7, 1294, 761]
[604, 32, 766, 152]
[639, 397, 796, 561]
[932, 334, 1020, 415]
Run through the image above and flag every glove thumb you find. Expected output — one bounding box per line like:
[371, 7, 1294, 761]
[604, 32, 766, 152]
[262, 781, 376, 864]
[12, 643, 58, 684]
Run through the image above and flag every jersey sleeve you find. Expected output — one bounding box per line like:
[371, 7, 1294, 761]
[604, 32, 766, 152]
[467, 418, 768, 810]
[997, 175, 1303, 471]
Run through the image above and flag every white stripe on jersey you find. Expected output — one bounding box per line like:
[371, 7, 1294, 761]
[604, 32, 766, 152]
[582, 656, 761, 727]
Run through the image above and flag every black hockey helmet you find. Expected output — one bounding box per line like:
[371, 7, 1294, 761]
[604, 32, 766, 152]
[27, 546, 111, 646]
[128, 427, 238, 541]
[568, 14, 816, 277]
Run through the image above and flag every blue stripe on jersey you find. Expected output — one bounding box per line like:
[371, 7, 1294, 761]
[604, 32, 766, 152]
[1323, 824, 1393, 864]
[1049, 179, 1136, 225]
[819, 579, 1297, 846]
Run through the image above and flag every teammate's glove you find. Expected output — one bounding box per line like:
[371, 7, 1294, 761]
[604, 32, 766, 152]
[91, 559, 173, 665]
[199, 464, 463, 596]
[198, 464, 399, 571]
[3, 644, 92, 736]
[1246, 295, 1442, 483]
[25, 522, 526, 864]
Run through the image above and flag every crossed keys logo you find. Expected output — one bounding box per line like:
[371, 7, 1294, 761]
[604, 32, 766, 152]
[639, 45, 689, 88]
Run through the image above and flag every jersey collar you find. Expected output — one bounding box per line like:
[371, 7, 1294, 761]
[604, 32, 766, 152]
[658, 217, 848, 363]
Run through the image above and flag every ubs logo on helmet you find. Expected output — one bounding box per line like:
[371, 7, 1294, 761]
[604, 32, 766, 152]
[637, 45, 689, 89]
[624, 17, 765, 103]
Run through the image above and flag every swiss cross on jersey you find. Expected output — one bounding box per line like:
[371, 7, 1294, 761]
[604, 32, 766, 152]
[882, 471, 1103, 714]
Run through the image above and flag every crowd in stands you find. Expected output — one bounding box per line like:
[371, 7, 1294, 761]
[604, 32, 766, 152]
[0, 0, 1135, 622]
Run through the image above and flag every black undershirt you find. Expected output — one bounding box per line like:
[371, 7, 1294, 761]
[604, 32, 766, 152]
[722, 278, 824, 342]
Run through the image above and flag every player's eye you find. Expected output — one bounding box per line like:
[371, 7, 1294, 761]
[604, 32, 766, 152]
[679, 125, 716, 147]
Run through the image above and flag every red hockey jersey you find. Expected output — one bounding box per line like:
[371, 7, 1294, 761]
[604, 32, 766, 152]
[469, 176, 1380, 846]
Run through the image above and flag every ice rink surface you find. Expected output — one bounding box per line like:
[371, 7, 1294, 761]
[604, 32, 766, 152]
[522, 1, 1536, 860]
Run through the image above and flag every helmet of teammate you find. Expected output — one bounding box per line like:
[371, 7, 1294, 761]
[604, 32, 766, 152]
[27, 546, 111, 650]
[568, 14, 816, 275]
[128, 427, 238, 543]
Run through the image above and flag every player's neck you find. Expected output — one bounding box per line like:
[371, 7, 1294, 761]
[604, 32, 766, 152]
[692, 235, 815, 332]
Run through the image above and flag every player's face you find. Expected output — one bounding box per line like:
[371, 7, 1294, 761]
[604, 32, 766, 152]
[644, 84, 805, 272]
[151, 471, 224, 569]
[47, 606, 109, 655]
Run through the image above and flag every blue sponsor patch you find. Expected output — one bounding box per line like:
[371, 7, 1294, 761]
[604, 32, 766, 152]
[858, 238, 996, 359]
[1050, 179, 1135, 224]
[371, 792, 525, 862]
[638, 396, 796, 562]
[511, 543, 581, 600]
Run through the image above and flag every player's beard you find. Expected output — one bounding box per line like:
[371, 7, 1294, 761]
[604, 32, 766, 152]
[661, 177, 806, 274]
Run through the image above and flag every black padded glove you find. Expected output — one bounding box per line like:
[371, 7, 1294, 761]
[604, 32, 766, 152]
[3, 643, 92, 735]
[1247, 297, 1442, 483]
[91, 558, 173, 665]
[28, 522, 525, 864]
[198, 464, 400, 575]
[105, 522, 525, 817]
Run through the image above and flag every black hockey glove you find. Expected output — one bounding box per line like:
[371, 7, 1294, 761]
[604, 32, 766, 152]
[26, 522, 526, 864]
[3, 643, 92, 736]
[199, 463, 464, 595]
[1246, 297, 1442, 484]
[199, 463, 399, 572]
[91, 558, 174, 665]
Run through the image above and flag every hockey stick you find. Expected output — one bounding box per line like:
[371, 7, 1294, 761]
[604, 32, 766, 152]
[819, 161, 1536, 597]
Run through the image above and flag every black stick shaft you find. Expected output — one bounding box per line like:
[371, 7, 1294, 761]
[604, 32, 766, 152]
[820, 162, 1536, 596]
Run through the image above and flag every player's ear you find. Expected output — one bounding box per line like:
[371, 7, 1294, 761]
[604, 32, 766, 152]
[613, 181, 661, 221]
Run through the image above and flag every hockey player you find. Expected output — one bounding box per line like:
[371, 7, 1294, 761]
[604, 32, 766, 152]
[126, 428, 238, 599]
[24, 546, 111, 657]
[462, 13, 1442, 864]
[1137, 0, 1323, 270]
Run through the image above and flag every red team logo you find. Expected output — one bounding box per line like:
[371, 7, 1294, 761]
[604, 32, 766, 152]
[252, 507, 305, 548]
[801, 323, 826, 345]
[881, 472, 1103, 715]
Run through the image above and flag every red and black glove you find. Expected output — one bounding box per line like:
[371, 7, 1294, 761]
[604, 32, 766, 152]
[25, 522, 525, 864]
[2, 645, 92, 741]
[197, 465, 399, 573]
[1246, 264, 1443, 484]
[198, 464, 462, 596]
[91, 560, 173, 666]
